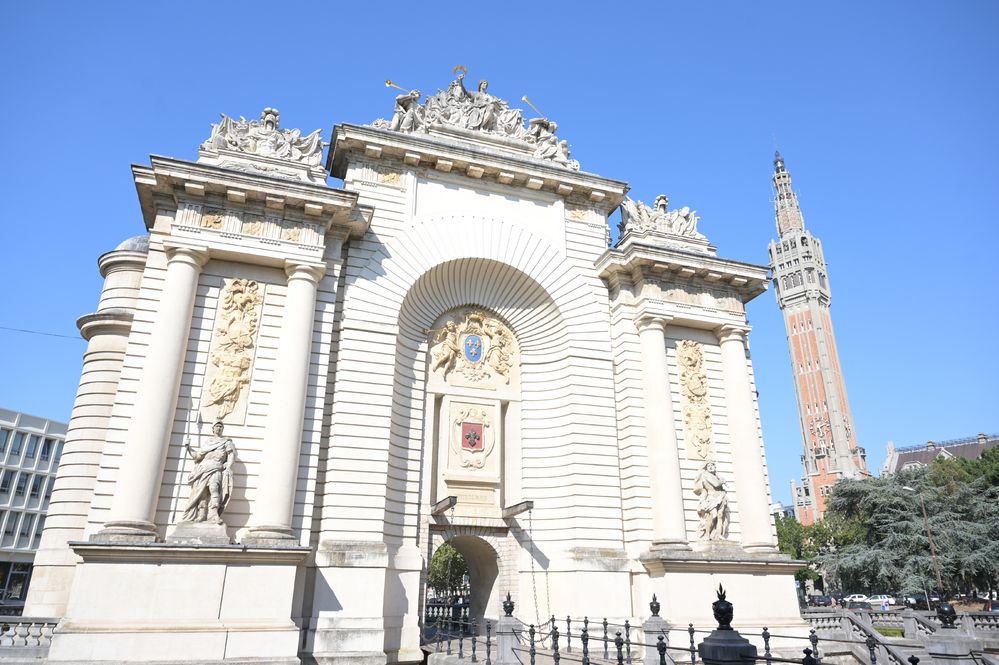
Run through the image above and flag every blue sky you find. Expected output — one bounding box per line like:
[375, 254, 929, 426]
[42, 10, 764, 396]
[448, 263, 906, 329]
[2, 2, 996, 504]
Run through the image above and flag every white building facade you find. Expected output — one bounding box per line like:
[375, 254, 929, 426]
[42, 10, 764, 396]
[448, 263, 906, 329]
[0, 408, 65, 615]
[25, 74, 802, 664]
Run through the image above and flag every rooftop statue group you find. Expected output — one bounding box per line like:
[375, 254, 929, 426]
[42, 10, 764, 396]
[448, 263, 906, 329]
[620, 195, 706, 240]
[374, 67, 580, 170]
[201, 107, 324, 168]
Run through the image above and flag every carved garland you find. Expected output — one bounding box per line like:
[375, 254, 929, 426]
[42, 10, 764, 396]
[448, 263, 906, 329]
[677, 340, 714, 460]
[201, 278, 263, 422]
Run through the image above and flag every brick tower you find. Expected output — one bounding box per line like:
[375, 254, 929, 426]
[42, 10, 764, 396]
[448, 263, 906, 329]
[767, 152, 869, 524]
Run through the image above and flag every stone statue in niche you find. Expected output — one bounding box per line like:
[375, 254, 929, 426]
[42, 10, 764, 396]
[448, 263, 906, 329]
[181, 421, 235, 525]
[693, 461, 729, 541]
[430, 311, 517, 384]
[202, 278, 262, 422]
[677, 340, 714, 459]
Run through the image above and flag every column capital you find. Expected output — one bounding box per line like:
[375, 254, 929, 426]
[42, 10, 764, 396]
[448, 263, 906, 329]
[715, 324, 751, 344]
[635, 313, 673, 333]
[162, 242, 210, 269]
[284, 260, 326, 284]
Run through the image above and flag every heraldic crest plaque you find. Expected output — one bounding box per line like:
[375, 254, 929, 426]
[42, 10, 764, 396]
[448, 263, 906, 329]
[429, 309, 517, 387]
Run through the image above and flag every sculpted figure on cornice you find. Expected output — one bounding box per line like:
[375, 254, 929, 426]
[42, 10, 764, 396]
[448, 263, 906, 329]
[373, 67, 580, 170]
[201, 107, 323, 167]
[430, 310, 517, 384]
[620, 195, 706, 240]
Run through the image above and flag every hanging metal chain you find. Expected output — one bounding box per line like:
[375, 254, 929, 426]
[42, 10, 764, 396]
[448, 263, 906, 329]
[529, 509, 542, 629]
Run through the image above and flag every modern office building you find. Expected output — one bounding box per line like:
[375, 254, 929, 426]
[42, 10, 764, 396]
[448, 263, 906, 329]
[767, 153, 870, 525]
[0, 408, 65, 615]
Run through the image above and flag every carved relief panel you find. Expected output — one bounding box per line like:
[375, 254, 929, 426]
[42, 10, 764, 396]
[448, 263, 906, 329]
[677, 340, 714, 460]
[441, 401, 501, 515]
[200, 278, 264, 424]
[427, 309, 519, 392]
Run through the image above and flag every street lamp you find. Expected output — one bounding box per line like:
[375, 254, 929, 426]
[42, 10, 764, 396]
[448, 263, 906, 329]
[903, 486, 944, 610]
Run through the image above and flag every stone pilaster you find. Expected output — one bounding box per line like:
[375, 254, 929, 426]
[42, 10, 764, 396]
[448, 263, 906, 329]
[716, 325, 776, 552]
[99, 243, 208, 541]
[636, 315, 689, 549]
[245, 260, 325, 543]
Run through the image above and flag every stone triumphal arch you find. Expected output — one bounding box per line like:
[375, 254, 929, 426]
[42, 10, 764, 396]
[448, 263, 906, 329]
[26, 71, 803, 665]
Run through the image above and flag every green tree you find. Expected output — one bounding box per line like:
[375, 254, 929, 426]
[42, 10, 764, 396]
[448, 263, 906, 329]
[820, 467, 999, 596]
[427, 543, 468, 595]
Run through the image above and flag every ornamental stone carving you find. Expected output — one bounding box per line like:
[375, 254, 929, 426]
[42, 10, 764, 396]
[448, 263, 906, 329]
[199, 108, 325, 182]
[677, 340, 714, 459]
[202, 278, 263, 423]
[693, 461, 729, 541]
[430, 310, 516, 385]
[450, 406, 495, 470]
[620, 195, 706, 240]
[180, 421, 236, 525]
[372, 67, 580, 170]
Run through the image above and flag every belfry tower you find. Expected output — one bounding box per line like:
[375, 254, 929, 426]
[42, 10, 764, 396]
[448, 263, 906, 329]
[767, 152, 869, 524]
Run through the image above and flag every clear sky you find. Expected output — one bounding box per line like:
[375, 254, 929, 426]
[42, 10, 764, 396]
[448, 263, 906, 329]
[2, 2, 996, 504]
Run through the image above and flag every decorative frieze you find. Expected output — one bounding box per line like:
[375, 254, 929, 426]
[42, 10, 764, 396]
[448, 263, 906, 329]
[201, 278, 263, 424]
[677, 340, 714, 460]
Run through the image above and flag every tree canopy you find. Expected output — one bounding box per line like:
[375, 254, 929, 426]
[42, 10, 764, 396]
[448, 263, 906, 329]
[777, 449, 999, 595]
[427, 543, 469, 595]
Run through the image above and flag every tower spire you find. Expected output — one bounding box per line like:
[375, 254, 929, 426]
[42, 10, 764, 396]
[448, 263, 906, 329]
[772, 152, 804, 236]
[766, 152, 869, 525]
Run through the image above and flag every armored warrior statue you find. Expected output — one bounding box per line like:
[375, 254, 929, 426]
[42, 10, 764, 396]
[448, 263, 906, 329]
[693, 461, 729, 541]
[181, 421, 236, 525]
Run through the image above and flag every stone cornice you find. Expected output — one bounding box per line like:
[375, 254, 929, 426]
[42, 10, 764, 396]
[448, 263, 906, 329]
[597, 240, 769, 304]
[328, 123, 629, 213]
[640, 550, 804, 575]
[70, 541, 310, 565]
[76, 309, 134, 341]
[132, 156, 372, 238]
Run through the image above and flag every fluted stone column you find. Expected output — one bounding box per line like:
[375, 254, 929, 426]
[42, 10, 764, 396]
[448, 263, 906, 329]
[716, 325, 777, 552]
[637, 316, 689, 549]
[100, 243, 208, 540]
[245, 260, 324, 543]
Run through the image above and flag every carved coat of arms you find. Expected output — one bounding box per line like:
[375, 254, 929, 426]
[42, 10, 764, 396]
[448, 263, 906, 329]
[430, 311, 515, 384]
[451, 407, 495, 469]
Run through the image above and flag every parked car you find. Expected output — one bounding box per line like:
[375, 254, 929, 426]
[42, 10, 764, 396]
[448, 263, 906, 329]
[904, 593, 941, 610]
[846, 601, 873, 611]
[809, 595, 834, 607]
[844, 594, 869, 603]
[868, 594, 895, 608]
[982, 600, 999, 612]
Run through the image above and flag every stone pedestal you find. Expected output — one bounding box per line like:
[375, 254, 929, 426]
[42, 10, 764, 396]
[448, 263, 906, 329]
[48, 542, 309, 664]
[926, 631, 983, 665]
[494, 615, 523, 665]
[165, 521, 232, 545]
[698, 628, 758, 665]
[643, 610, 671, 665]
